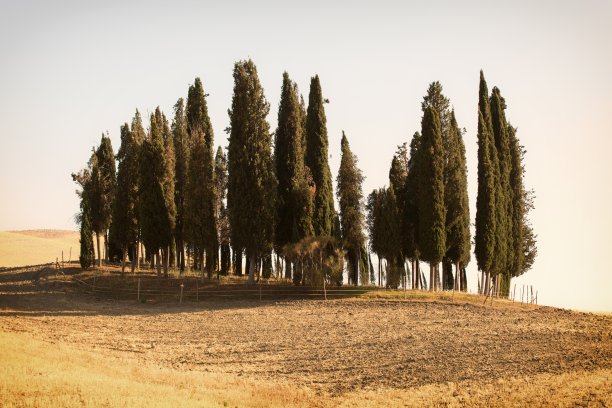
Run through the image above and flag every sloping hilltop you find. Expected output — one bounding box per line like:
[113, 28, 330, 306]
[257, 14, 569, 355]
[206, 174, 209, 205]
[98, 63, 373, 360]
[0, 265, 610, 407]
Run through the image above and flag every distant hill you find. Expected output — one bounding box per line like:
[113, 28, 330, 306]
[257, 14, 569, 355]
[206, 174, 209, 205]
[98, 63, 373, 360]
[0, 230, 79, 267]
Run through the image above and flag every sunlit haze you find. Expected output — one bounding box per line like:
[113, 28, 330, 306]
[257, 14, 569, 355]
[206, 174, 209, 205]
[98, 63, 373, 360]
[0, 0, 610, 312]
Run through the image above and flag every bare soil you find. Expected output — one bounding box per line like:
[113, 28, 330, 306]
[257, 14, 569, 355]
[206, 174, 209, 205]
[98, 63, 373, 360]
[1, 265, 611, 397]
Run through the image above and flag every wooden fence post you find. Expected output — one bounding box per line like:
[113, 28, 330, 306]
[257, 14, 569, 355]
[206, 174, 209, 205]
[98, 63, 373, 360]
[180, 283, 184, 304]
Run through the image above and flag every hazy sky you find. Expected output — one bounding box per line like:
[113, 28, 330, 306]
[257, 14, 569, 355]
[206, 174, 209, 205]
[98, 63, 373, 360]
[0, 0, 610, 311]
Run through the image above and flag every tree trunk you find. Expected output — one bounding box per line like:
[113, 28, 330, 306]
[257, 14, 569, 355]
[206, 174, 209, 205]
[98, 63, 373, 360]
[156, 250, 161, 279]
[164, 246, 169, 278]
[135, 240, 140, 272]
[121, 246, 127, 276]
[104, 231, 109, 263]
[96, 233, 102, 267]
[247, 251, 256, 285]
[130, 243, 136, 274]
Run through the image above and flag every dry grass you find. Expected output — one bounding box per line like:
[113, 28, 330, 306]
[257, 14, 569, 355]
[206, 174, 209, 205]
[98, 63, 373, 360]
[1, 329, 609, 408]
[0, 230, 79, 267]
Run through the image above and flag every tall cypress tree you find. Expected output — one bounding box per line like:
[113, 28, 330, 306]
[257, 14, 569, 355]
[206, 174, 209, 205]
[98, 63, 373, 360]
[73, 162, 95, 269]
[172, 98, 189, 272]
[110, 123, 140, 274]
[490, 87, 512, 293]
[227, 59, 277, 284]
[214, 146, 231, 276]
[417, 107, 446, 291]
[90, 134, 116, 267]
[130, 110, 145, 270]
[274, 72, 311, 256]
[139, 108, 175, 278]
[79, 190, 95, 269]
[185, 78, 217, 278]
[404, 132, 422, 289]
[508, 125, 537, 280]
[336, 132, 365, 286]
[445, 111, 471, 291]
[474, 71, 498, 294]
[306, 75, 336, 237]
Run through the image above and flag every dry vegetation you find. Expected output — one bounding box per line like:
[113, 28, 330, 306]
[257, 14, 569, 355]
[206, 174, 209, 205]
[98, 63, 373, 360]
[0, 232, 610, 406]
[0, 230, 79, 267]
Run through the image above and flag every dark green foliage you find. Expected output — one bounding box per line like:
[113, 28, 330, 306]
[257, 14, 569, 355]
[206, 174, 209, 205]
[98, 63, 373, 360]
[187, 78, 214, 150]
[336, 132, 365, 285]
[274, 72, 313, 251]
[306, 75, 336, 237]
[475, 71, 498, 274]
[172, 98, 189, 271]
[227, 60, 277, 284]
[417, 107, 446, 264]
[444, 111, 471, 268]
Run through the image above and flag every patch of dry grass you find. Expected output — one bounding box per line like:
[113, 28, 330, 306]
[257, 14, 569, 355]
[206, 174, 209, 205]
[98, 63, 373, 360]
[0, 230, 79, 267]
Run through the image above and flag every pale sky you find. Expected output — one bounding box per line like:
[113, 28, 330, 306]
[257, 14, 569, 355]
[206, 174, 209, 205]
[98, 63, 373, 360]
[0, 0, 610, 312]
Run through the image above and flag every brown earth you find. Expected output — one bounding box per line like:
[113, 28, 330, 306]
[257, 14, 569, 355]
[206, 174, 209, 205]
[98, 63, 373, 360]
[0, 264, 611, 406]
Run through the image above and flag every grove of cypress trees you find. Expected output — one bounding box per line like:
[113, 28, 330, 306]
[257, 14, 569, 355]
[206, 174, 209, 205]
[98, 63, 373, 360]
[185, 78, 217, 278]
[110, 123, 140, 274]
[90, 134, 116, 267]
[474, 71, 499, 294]
[306, 75, 336, 237]
[445, 111, 471, 291]
[417, 107, 446, 291]
[336, 132, 365, 286]
[227, 59, 277, 285]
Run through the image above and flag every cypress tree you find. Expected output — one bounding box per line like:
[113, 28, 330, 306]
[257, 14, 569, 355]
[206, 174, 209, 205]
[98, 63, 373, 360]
[508, 125, 537, 278]
[306, 75, 336, 237]
[417, 107, 446, 291]
[90, 134, 116, 267]
[214, 146, 230, 276]
[110, 123, 140, 274]
[366, 188, 383, 286]
[403, 132, 422, 289]
[130, 110, 145, 270]
[445, 111, 471, 291]
[139, 108, 175, 278]
[336, 132, 365, 286]
[79, 191, 95, 269]
[172, 98, 189, 272]
[227, 59, 277, 285]
[474, 71, 498, 294]
[185, 78, 217, 279]
[274, 72, 312, 257]
[490, 86, 512, 293]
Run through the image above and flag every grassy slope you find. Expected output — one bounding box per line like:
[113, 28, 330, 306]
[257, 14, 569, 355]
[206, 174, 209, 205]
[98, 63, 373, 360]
[0, 230, 79, 267]
[0, 329, 609, 408]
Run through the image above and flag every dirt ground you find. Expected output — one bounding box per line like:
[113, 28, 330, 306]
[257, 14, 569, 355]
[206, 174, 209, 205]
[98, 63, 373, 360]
[1, 264, 611, 399]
